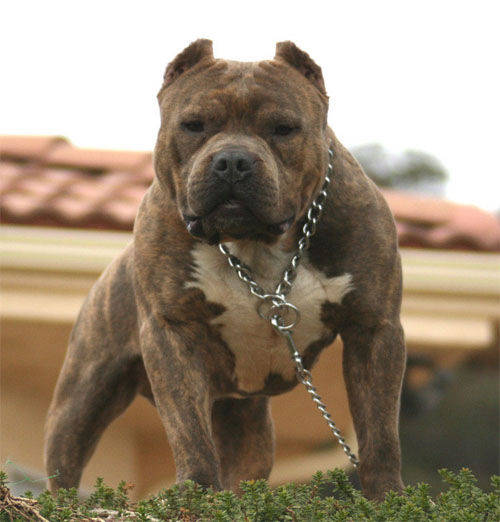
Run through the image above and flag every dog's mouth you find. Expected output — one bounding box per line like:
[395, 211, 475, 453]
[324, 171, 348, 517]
[213, 198, 249, 217]
[183, 199, 294, 243]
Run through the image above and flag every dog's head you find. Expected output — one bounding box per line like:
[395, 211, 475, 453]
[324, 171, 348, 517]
[154, 39, 330, 244]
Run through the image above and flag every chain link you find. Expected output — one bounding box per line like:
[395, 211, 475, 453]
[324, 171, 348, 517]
[279, 328, 359, 467]
[218, 147, 359, 468]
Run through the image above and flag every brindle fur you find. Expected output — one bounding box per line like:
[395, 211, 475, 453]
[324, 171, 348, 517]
[45, 40, 405, 500]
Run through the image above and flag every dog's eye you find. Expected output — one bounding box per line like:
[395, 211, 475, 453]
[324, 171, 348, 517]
[273, 124, 297, 136]
[182, 120, 205, 133]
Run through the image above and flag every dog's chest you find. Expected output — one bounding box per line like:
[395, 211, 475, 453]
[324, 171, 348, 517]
[186, 242, 352, 394]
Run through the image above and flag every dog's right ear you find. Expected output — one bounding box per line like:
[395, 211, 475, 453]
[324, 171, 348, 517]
[275, 41, 326, 96]
[160, 39, 214, 93]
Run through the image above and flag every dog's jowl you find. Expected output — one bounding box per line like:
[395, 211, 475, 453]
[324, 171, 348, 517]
[45, 39, 406, 500]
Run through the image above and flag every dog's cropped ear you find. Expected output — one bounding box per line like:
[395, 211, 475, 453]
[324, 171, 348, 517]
[274, 41, 326, 95]
[160, 39, 214, 92]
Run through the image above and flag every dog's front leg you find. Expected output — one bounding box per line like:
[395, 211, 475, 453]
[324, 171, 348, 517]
[341, 319, 406, 500]
[140, 314, 222, 489]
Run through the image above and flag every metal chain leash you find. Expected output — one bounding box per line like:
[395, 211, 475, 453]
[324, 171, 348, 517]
[218, 147, 359, 467]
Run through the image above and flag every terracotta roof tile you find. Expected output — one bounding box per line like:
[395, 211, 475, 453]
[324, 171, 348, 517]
[1, 135, 499, 252]
[102, 199, 141, 227]
[385, 190, 500, 252]
[0, 162, 25, 190]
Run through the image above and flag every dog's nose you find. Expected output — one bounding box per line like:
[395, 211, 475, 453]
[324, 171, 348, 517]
[211, 150, 255, 183]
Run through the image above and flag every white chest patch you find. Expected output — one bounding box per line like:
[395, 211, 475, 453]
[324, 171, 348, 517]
[186, 242, 353, 393]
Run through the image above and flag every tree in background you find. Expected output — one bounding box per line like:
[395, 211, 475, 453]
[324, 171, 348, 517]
[352, 144, 448, 196]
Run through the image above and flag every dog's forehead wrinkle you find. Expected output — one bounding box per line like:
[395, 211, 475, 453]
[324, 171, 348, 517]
[183, 62, 303, 123]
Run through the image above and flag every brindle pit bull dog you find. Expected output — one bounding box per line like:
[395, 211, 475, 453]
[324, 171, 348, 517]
[45, 39, 406, 501]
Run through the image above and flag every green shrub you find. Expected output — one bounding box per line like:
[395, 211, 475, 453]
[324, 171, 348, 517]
[1, 468, 498, 521]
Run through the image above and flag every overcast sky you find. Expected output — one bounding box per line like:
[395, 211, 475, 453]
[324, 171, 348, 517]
[2, 0, 499, 210]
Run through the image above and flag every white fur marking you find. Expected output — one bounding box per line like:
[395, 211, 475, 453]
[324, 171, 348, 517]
[186, 242, 352, 393]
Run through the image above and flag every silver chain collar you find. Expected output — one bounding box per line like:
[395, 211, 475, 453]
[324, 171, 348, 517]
[218, 147, 359, 468]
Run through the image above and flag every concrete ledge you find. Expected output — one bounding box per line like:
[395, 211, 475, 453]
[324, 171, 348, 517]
[2, 225, 499, 349]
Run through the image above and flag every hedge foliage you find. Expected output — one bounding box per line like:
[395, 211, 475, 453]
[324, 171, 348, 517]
[1, 468, 498, 521]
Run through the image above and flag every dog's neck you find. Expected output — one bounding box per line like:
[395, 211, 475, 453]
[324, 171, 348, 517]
[222, 239, 292, 281]
[220, 219, 302, 277]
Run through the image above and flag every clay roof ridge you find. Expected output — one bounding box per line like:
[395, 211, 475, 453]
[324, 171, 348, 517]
[1, 135, 154, 177]
[0, 135, 69, 165]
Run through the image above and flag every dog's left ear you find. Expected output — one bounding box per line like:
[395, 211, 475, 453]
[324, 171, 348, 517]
[274, 41, 326, 95]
